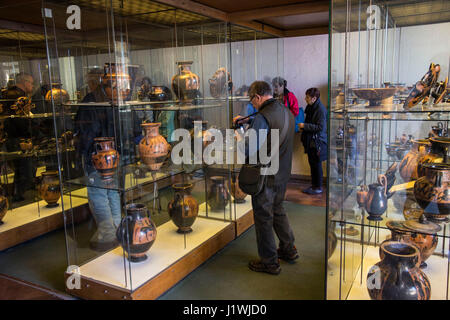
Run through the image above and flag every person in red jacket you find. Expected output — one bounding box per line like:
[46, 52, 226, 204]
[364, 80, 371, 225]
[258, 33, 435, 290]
[272, 77, 300, 117]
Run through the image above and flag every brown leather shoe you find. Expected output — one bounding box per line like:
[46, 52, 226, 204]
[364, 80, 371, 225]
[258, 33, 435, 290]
[277, 246, 299, 263]
[248, 260, 281, 275]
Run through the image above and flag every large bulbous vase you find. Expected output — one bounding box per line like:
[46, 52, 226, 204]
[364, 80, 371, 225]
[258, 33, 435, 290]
[367, 241, 431, 300]
[414, 162, 450, 223]
[38, 171, 61, 208]
[91, 137, 119, 181]
[380, 219, 440, 269]
[209, 67, 232, 98]
[417, 137, 450, 177]
[207, 176, 230, 211]
[398, 139, 430, 182]
[168, 183, 199, 234]
[116, 203, 157, 263]
[139, 122, 170, 171]
[102, 63, 131, 101]
[171, 61, 200, 102]
[45, 83, 70, 105]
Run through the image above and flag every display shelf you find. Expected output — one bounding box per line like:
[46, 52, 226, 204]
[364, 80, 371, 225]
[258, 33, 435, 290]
[65, 101, 224, 112]
[0, 147, 76, 161]
[0, 191, 89, 251]
[64, 216, 236, 300]
[0, 112, 76, 120]
[65, 163, 184, 192]
[332, 102, 450, 115]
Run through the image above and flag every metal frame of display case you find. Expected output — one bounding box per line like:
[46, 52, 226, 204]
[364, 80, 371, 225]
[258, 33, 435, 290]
[327, 0, 450, 300]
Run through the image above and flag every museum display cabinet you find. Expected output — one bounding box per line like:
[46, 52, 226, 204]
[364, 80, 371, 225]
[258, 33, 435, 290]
[30, 0, 284, 299]
[0, 3, 84, 257]
[327, 0, 450, 300]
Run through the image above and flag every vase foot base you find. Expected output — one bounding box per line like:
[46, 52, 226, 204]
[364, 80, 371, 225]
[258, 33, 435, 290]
[129, 255, 148, 263]
[46, 203, 59, 208]
[177, 227, 193, 234]
[420, 262, 427, 269]
[234, 199, 246, 204]
[367, 216, 383, 221]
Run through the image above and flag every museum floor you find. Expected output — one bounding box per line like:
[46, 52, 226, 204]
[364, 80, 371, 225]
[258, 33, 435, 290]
[0, 181, 326, 300]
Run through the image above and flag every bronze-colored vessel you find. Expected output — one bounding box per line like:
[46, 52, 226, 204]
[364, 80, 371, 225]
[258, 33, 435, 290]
[381, 219, 440, 269]
[102, 63, 131, 101]
[38, 171, 61, 208]
[45, 83, 70, 104]
[207, 176, 230, 211]
[168, 183, 199, 234]
[139, 122, 170, 171]
[91, 137, 119, 181]
[171, 61, 200, 101]
[414, 162, 450, 223]
[209, 67, 232, 98]
[417, 137, 450, 177]
[116, 203, 157, 262]
[367, 241, 431, 300]
[398, 139, 431, 182]
[404, 63, 440, 109]
[352, 88, 397, 107]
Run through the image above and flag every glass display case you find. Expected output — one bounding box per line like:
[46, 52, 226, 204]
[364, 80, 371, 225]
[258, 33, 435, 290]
[38, 0, 283, 299]
[327, 0, 450, 300]
[0, 1, 71, 258]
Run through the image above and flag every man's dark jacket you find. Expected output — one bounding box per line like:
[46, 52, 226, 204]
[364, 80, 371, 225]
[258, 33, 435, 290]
[301, 98, 327, 162]
[257, 98, 295, 185]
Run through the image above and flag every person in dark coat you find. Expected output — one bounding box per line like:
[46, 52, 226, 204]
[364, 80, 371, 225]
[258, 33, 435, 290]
[299, 87, 327, 194]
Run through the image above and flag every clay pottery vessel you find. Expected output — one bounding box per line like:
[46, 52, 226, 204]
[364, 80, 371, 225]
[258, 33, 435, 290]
[404, 63, 440, 109]
[357, 185, 368, 208]
[11, 96, 35, 115]
[414, 162, 450, 223]
[367, 241, 431, 300]
[171, 61, 200, 101]
[19, 138, 33, 152]
[149, 86, 173, 101]
[352, 88, 396, 107]
[328, 229, 337, 260]
[116, 203, 157, 262]
[209, 67, 232, 98]
[402, 195, 424, 220]
[365, 175, 388, 221]
[92, 137, 119, 181]
[207, 176, 230, 211]
[139, 122, 170, 171]
[399, 139, 431, 182]
[380, 219, 440, 269]
[418, 137, 450, 177]
[45, 83, 70, 104]
[38, 171, 61, 208]
[230, 173, 247, 203]
[102, 63, 131, 101]
[167, 183, 199, 234]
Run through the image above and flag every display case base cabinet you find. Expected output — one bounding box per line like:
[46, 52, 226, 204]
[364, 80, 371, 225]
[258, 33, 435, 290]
[236, 209, 254, 237]
[0, 199, 89, 251]
[64, 219, 236, 300]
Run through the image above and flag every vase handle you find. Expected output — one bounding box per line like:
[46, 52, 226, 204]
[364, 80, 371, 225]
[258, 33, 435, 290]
[378, 174, 387, 195]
